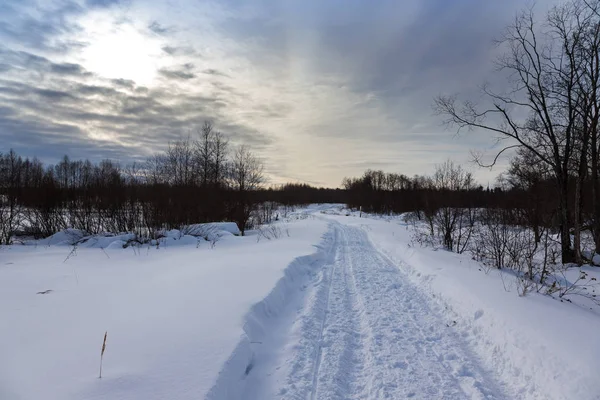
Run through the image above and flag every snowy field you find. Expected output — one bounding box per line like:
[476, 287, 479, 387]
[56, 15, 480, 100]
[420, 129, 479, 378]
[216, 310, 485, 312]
[2, 204, 600, 400]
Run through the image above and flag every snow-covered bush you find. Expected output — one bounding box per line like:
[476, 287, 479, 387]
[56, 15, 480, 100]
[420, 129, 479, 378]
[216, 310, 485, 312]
[410, 205, 600, 303]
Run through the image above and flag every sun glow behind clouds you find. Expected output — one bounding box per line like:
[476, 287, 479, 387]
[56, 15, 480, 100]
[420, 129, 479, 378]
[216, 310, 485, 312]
[80, 15, 165, 86]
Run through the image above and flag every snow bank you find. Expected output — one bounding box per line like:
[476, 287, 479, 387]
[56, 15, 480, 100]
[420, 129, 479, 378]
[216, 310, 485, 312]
[184, 222, 241, 238]
[32, 228, 86, 246]
[206, 226, 335, 399]
[79, 233, 137, 249]
[19, 222, 242, 249]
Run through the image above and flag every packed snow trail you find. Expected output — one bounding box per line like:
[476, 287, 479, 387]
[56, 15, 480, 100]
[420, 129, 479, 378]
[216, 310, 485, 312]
[231, 222, 508, 400]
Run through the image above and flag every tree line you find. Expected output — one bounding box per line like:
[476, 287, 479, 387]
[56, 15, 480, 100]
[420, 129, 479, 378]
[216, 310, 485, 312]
[0, 123, 302, 243]
[342, 163, 556, 248]
[342, 161, 598, 298]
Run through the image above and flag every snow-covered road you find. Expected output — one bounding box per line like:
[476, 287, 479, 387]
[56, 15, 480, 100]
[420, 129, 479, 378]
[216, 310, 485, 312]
[232, 222, 508, 400]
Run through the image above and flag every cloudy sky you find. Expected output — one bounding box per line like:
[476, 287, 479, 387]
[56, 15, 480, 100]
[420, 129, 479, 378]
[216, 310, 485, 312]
[0, 0, 551, 187]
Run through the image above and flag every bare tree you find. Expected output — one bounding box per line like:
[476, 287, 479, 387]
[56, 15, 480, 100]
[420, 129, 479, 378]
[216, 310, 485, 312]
[229, 145, 264, 235]
[0, 150, 23, 244]
[196, 121, 214, 188]
[434, 1, 600, 263]
[211, 130, 229, 188]
[143, 153, 168, 185]
[505, 147, 553, 243]
[166, 137, 196, 186]
[431, 160, 475, 252]
[194, 121, 229, 188]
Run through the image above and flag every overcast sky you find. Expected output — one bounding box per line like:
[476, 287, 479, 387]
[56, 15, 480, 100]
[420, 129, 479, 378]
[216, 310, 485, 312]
[0, 0, 555, 187]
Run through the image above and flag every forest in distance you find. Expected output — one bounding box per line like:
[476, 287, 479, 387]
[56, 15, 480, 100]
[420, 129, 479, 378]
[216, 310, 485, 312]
[0, 140, 584, 257]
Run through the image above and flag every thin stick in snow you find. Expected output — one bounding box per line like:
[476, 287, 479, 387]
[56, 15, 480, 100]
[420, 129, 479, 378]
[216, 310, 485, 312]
[99, 331, 107, 378]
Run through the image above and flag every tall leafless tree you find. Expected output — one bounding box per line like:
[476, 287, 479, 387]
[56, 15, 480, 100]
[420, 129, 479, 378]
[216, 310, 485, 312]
[434, 1, 600, 263]
[229, 145, 264, 235]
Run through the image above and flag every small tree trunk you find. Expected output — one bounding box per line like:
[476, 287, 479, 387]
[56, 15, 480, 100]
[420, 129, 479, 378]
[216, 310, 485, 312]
[574, 120, 590, 265]
[593, 135, 600, 255]
[574, 177, 583, 265]
[533, 223, 541, 244]
[559, 174, 575, 264]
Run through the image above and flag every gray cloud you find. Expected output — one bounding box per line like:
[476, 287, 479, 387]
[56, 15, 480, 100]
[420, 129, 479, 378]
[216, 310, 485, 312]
[50, 62, 91, 76]
[0, 41, 272, 163]
[0, 49, 92, 80]
[0, 110, 132, 163]
[158, 63, 196, 80]
[34, 88, 77, 101]
[0, 1, 83, 52]
[148, 21, 172, 35]
[111, 78, 136, 88]
[0, 0, 551, 185]
[203, 68, 230, 78]
[161, 44, 201, 57]
[86, 0, 130, 8]
[158, 69, 195, 80]
[161, 45, 177, 55]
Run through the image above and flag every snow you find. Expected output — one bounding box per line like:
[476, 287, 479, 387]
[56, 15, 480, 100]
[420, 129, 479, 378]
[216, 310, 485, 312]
[319, 210, 600, 400]
[2, 205, 600, 400]
[184, 222, 242, 237]
[30, 228, 87, 246]
[0, 218, 328, 400]
[228, 222, 508, 399]
[19, 222, 242, 250]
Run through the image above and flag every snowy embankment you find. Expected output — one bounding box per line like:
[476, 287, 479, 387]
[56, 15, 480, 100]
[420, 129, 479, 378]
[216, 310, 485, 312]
[322, 211, 600, 400]
[25, 222, 242, 249]
[0, 217, 327, 400]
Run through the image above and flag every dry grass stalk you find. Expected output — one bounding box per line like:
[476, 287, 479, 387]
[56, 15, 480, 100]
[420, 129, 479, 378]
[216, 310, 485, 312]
[99, 331, 107, 378]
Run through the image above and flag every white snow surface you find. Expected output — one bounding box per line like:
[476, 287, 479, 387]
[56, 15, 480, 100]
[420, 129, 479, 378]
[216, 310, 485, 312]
[0, 218, 327, 400]
[314, 210, 600, 400]
[2, 205, 600, 400]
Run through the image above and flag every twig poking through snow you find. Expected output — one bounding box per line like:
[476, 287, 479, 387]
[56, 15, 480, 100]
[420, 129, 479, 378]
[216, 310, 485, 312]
[99, 331, 107, 378]
[100, 248, 110, 259]
[63, 245, 78, 263]
[63, 244, 79, 284]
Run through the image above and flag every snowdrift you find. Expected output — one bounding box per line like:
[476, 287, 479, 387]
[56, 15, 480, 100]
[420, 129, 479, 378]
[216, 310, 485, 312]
[20, 222, 242, 249]
[206, 226, 335, 399]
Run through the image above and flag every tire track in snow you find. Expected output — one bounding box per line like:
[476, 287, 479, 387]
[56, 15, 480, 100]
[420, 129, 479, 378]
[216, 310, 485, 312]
[310, 225, 369, 400]
[337, 224, 508, 400]
[215, 222, 509, 400]
[308, 227, 338, 400]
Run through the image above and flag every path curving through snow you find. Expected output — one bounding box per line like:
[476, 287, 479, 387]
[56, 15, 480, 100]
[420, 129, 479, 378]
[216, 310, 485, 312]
[212, 222, 509, 400]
